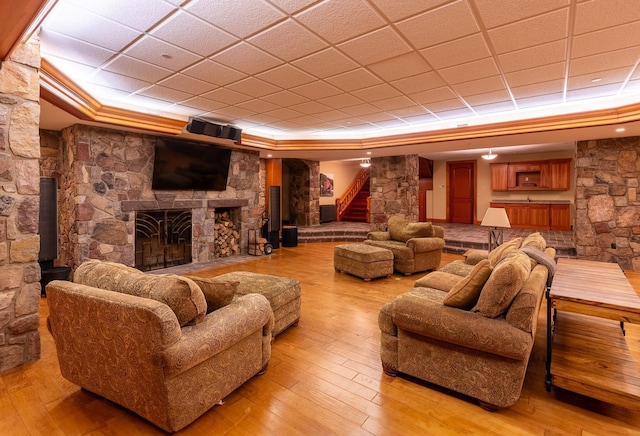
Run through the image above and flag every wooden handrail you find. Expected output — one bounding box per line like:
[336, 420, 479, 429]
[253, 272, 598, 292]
[336, 168, 369, 221]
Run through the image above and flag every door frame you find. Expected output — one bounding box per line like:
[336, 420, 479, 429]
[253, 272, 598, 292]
[446, 160, 477, 224]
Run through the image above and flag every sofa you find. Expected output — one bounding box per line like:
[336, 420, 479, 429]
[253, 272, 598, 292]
[379, 233, 556, 409]
[46, 259, 274, 432]
[364, 216, 445, 275]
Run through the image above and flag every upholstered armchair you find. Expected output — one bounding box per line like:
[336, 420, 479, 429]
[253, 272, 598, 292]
[364, 215, 445, 274]
[46, 260, 274, 432]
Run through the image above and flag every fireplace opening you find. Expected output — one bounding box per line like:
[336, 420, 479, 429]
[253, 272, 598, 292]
[135, 209, 192, 271]
[214, 208, 241, 258]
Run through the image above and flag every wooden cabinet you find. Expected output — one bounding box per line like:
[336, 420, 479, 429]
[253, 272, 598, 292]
[490, 158, 571, 191]
[490, 163, 508, 191]
[490, 202, 570, 230]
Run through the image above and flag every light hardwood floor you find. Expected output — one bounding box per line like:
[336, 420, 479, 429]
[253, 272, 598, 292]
[3, 242, 640, 435]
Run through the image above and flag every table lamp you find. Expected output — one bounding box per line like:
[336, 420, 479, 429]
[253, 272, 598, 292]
[481, 207, 511, 251]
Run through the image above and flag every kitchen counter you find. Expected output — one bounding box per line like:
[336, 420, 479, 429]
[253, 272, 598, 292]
[491, 199, 571, 204]
[490, 200, 571, 230]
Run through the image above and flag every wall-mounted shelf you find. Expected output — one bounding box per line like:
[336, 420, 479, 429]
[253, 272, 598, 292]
[490, 158, 572, 191]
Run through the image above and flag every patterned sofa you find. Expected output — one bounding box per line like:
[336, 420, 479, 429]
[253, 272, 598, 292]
[379, 233, 556, 409]
[364, 215, 445, 274]
[46, 260, 274, 432]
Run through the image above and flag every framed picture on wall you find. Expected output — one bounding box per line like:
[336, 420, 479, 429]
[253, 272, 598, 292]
[320, 173, 334, 197]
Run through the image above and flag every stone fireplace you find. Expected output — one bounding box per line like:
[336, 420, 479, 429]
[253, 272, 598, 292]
[135, 209, 192, 271]
[214, 207, 241, 258]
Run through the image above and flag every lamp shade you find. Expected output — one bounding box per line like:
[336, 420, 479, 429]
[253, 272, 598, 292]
[481, 207, 511, 228]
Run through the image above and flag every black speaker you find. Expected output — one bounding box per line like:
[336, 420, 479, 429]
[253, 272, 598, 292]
[39, 178, 58, 261]
[269, 186, 280, 232]
[187, 118, 241, 141]
[220, 125, 242, 141]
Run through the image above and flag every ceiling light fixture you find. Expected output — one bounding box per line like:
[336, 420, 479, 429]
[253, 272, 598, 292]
[360, 158, 371, 168]
[481, 149, 497, 160]
[616, 127, 625, 132]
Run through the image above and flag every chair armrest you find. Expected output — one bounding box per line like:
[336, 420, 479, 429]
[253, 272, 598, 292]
[406, 237, 445, 253]
[367, 231, 390, 241]
[391, 289, 532, 360]
[432, 225, 445, 239]
[162, 293, 273, 377]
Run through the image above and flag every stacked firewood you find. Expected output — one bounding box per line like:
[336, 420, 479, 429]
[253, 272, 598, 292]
[214, 211, 241, 258]
[248, 230, 269, 255]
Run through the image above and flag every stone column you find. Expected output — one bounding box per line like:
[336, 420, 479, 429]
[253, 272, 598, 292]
[0, 36, 42, 372]
[369, 154, 420, 231]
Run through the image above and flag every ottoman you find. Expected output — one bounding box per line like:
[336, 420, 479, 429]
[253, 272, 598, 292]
[215, 271, 301, 337]
[334, 244, 393, 281]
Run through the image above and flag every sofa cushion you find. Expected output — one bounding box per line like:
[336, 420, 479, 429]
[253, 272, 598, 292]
[443, 259, 492, 310]
[184, 275, 239, 313]
[473, 250, 531, 318]
[487, 237, 521, 267]
[74, 259, 207, 326]
[388, 216, 433, 242]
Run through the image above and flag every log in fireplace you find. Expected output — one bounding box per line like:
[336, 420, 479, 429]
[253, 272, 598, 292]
[135, 209, 192, 271]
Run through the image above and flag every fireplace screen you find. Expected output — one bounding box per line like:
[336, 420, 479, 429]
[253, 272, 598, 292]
[135, 209, 192, 271]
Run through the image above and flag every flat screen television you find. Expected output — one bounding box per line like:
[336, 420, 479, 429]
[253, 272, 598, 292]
[152, 138, 232, 191]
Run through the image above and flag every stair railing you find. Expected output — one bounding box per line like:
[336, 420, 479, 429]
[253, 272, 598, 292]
[336, 167, 369, 221]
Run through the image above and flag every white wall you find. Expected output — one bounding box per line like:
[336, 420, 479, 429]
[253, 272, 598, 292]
[318, 160, 363, 205]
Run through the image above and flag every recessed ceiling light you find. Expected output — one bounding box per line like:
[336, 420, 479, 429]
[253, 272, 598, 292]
[161, 53, 172, 59]
[267, 154, 272, 157]
[616, 127, 625, 132]
[591, 77, 602, 83]
[366, 151, 371, 155]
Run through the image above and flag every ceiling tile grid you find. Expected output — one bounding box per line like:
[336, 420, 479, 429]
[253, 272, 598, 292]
[38, 0, 640, 138]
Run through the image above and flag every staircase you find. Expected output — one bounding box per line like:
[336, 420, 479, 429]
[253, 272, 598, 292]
[336, 169, 370, 222]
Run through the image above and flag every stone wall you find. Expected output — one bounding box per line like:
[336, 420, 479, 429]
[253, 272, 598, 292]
[284, 159, 320, 226]
[575, 137, 640, 270]
[0, 37, 42, 372]
[56, 124, 262, 270]
[369, 154, 419, 231]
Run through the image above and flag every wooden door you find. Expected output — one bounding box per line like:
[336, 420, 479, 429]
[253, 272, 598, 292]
[418, 178, 432, 222]
[448, 162, 474, 224]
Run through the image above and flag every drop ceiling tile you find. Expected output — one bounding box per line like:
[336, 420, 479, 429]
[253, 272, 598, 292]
[58, 0, 177, 31]
[211, 42, 283, 76]
[263, 107, 307, 120]
[185, 0, 285, 38]
[432, 106, 475, 120]
[424, 98, 468, 113]
[391, 71, 447, 94]
[158, 74, 216, 95]
[452, 76, 506, 97]
[313, 109, 351, 122]
[505, 62, 565, 87]
[288, 115, 330, 126]
[290, 81, 342, 100]
[369, 0, 451, 22]
[182, 60, 246, 86]
[317, 93, 365, 109]
[172, 97, 227, 113]
[123, 36, 202, 70]
[40, 56, 97, 82]
[463, 89, 511, 106]
[372, 96, 417, 111]
[151, 10, 238, 57]
[351, 83, 402, 102]
[43, 3, 142, 52]
[472, 100, 517, 115]
[257, 65, 316, 88]
[338, 27, 412, 66]
[244, 113, 281, 125]
[325, 69, 383, 92]
[402, 113, 439, 125]
[368, 53, 432, 82]
[351, 111, 396, 123]
[40, 30, 116, 67]
[574, 0, 640, 35]
[267, 0, 317, 14]
[409, 87, 459, 105]
[226, 77, 282, 98]
[137, 85, 193, 103]
[566, 82, 621, 101]
[201, 88, 252, 105]
[488, 8, 569, 54]
[395, 0, 480, 49]
[289, 101, 333, 115]
[571, 21, 640, 59]
[439, 58, 500, 85]
[209, 105, 257, 120]
[498, 39, 566, 73]
[262, 90, 309, 106]
[249, 19, 328, 61]
[570, 47, 640, 77]
[236, 99, 281, 114]
[387, 105, 431, 118]
[87, 70, 151, 93]
[567, 67, 630, 90]
[120, 94, 175, 111]
[341, 103, 385, 117]
[420, 33, 491, 69]
[474, 0, 569, 29]
[510, 79, 564, 99]
[293, 48, 360, 79]
[516, 92, 564, 108]
[295, 0, 386, 44]
[104, 56, 173, 83]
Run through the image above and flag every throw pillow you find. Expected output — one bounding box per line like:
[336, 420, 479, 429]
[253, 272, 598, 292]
[521, 232, 546, 251]
[184, 275, 239, 312]
[487, 237, 522, 267]
[388, 216, 434, 242]
[74, 259, 207, 326]
[473, 249, 531, 318]
[443, 259, 492, 309]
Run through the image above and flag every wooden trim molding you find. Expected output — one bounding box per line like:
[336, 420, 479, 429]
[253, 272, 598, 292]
[0, 0, 53, 61]
[40, 59, 640, 149]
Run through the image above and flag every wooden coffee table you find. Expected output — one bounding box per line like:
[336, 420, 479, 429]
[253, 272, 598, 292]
[546, 258, 640, 410]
